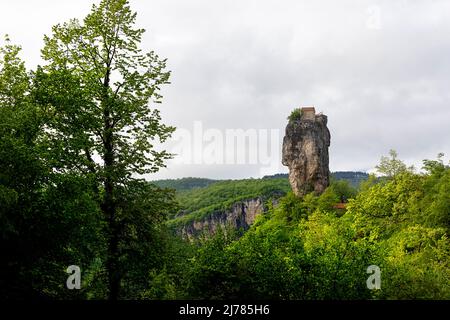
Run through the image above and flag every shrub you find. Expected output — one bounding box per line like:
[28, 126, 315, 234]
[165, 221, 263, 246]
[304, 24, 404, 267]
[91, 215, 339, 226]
[287, 108, 302, 121]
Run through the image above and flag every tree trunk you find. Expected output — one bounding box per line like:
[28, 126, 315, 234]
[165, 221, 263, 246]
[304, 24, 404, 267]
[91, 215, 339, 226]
[102, 66, 120, 300]
[104, 173, 120, 300]
[103, 121, 120, 300]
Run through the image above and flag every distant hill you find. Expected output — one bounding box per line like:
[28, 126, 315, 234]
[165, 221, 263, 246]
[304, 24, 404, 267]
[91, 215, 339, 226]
[262, 173, 289, 179]
[263, 171, 369, 188]
[154, 171, 368, 192]
[152, 177, 218, 192]
[331, 171, 369, 188]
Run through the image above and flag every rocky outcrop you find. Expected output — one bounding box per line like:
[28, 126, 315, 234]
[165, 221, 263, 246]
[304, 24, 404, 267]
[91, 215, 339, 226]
[282, 107, 331, 196]
[179, 197, 271, 239]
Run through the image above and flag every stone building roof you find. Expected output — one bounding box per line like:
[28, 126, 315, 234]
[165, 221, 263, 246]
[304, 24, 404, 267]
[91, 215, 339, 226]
[301, 106, 316, 113]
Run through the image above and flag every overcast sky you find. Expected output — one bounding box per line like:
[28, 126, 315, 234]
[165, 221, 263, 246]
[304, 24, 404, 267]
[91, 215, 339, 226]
[1, 0, 450, 180]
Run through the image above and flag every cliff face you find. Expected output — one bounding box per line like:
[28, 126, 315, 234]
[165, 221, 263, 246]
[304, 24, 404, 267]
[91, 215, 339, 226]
[282, 110, 331, 196]
[179, 197, 270, 239]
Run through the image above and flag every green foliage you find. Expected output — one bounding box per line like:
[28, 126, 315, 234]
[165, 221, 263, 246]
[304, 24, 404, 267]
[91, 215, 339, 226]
[183, 228, 240, 299]
[329, 179, 357, 202]
[0, 37, 44, 298]
[181, 197, 377, 299]
[113, 181, 179, 299]
[359, 173, 379, 191]
[376, 149, 411, 178]
[380, 225, 449, 299]
[1, 0, 177, 300]
[175, 155, 450, 300]
[297, 211, 376, 299]
[345, 162, 450, 299]
[421, 154, 450, 232]
[152, 177, 217, 192]
[37, 0, 174, 178]
[316, 188, 339, 212]
[33, 0, 176, 300]
[0, 38, 105, 299]
[287, 108, 302, 121]
[332, 171, 369, 188]
[168, 177, 290, 225]
[278, 192, 309, 222]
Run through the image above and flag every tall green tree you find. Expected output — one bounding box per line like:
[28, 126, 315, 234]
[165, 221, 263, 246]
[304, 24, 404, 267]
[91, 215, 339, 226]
[0, 37, 104, 300]
[375, 149, 410, 178]
[34, 0, 174, 300]
[0, 37, 42, 298]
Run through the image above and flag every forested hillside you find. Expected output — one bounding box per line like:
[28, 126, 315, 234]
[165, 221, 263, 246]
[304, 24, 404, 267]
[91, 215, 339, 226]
[160, 172, 365, 231]
[165, 172, 360, 230]
[155, 156, 450, 299]
[152, 177, 217, 192]
[168, 178, 290, 229]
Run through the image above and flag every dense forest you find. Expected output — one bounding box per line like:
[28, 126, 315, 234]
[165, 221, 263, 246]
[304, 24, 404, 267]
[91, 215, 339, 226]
[1, 0, 449, 300]
[154, 158, 449, 299]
